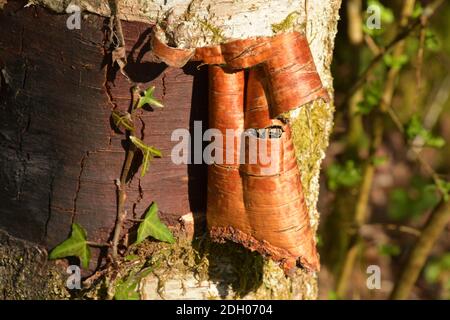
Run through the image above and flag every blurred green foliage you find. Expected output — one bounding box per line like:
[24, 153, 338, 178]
[388, 177, 440, 221]
[406, 115, 446, 148]
[379, 243, 401, 257]
[326, 160, 362, 191]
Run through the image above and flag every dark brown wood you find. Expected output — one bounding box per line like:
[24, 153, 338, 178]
[0, 0, 207, 267]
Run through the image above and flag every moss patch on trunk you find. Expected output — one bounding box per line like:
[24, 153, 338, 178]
[0, 230, 69, 300]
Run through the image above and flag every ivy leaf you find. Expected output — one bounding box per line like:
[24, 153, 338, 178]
[136, 86, 163, 110]
[114, 267, 153, 300]
[114, 280, 140, 300]
[49, 223, 91, 269]
[129, 136, 162, 177]
[135, 202, 175, 245]
[111, 110, 134, 132]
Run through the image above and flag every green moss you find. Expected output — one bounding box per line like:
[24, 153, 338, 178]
[0, 231, 69, 300]
[79, 234, 316, 300]
[287, 100, 335, 228]
[271, 11, 304, 34]
[198, 20, 225, 44]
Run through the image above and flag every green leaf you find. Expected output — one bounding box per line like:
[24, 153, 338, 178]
[406, 115, 446, 149]
[424, 253, 450, 284]
[136, 86, 163, 110]
[412, 3, 423, 19]
[383, 53, 409, 69]
[388, 177, 440, 221]
[379, 243, 401, 257]
[425, 29, 441, 52]
[114, 267, 153, 300]
[135, 203, 175, 245]
[111, 110, 134, 132]
[372, 155, 388, 167]
[114, 279, 140, 300]
[129, 136, 162, 177]
[436, 179, 450, 202]
[326, 160, 362, 191]
[49, 223, 91, 269]
[357, 81, 383, 115]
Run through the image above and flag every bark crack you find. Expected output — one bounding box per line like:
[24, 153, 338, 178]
[161, 71, 167, 103]
[71, 152, 89, 225]
[43, 173, 56, 241]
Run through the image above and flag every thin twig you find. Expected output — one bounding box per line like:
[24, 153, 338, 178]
[111, 89, 140, 259]
[390, 199, 450, 299]
[360, 223, 421, 237]
[86, 241, 111, 248]
[108, 0, 125, 49]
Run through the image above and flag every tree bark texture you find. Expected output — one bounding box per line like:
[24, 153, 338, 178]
[0, 0, 341, 299]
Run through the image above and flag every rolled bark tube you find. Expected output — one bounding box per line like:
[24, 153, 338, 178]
[263, 32, 329, 117]
[244, 67, 273, 129]
[208, 65, 245, 166]
[207, 164, 250, 235]
[241, 66, 319, 271]
[240, 125, 319, 271]
[207, 66, 249, 236]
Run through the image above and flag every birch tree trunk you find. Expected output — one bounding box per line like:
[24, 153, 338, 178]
[0, 0, 341, 299]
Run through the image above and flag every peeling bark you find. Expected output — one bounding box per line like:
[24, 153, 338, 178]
[0, 0, 341, 299]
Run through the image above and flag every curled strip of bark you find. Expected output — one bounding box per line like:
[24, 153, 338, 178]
[206, 65, 319, 272]
[151, 26, 195, 68]
[152, 30, 329, 116]
[152, 30, 327, 272]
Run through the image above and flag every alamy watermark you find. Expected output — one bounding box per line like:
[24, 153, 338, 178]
[366, 265, 381, 290]
[66, 265, 81, 290]
[170, 121, 282, 168]
[66, 4, 81, 30]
